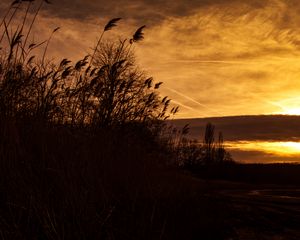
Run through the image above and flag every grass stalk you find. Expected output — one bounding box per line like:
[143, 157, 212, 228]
[0, 1, 22, 44]
[41, 27, 60, 68]
[22, 0, 44, 51]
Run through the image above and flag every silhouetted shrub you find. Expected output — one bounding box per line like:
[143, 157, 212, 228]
[173, 123, 234, 168]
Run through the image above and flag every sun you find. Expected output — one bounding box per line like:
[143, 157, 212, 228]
[274, 106, 300, 115]
[272, 97, 300, 115]
[281, 108, 300, 115]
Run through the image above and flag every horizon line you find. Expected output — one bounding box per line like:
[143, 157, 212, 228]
[171, 113, 300, 120]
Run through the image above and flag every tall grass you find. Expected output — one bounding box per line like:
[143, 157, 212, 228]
[0, 1, 173, 127]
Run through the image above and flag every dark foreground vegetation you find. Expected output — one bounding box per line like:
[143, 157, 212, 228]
[0, 1, 233, 239]
[0, 118, 236, 239]
[0, 1, 299, 239]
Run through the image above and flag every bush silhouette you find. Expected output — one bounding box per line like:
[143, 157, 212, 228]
[173, 122, 233, 168]
[89, 39, 171, 127]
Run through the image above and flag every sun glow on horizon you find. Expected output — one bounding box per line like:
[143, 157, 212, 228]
[279, 108, 300, 116]
[270, 97, 300, 116]
[227, 141, 300, 157]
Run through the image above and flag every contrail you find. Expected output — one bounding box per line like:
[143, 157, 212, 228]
[165, 87, 223, 116]
[171, 99, 210, 117]
[247, 95, 300, 115]
[249, 95, 285, 112]
[170, 60, 262, 65]
[171, 58, 294, 65]
[265, 100, 285, 111]
[274, 96, 300, 104]
[266, 97, 300, 114]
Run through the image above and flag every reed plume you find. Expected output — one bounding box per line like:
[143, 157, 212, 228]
[104, 18, 122, 31]
[89, 18, 122, 67]
[131, 25, 146, 43]
[127, 25, 146, 59]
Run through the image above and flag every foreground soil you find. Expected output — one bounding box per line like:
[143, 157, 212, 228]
[190, 176, 300, 240]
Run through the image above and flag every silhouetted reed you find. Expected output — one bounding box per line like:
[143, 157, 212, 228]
[0, 2, 173, 128]
[89, 17, 122, 67]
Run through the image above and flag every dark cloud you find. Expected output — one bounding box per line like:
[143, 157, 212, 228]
[0, 0, 269, 25]
[243, 71, 270, 80]
[171, 115, 300, 141]
[42, 0, 268, 22]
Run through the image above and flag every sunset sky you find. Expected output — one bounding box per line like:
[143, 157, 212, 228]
[1, 0, 300, 119]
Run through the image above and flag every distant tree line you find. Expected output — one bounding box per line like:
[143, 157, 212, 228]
[168, 123, 234, 168]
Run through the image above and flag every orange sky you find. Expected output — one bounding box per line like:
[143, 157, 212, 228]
[2, 0, 300, 118]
